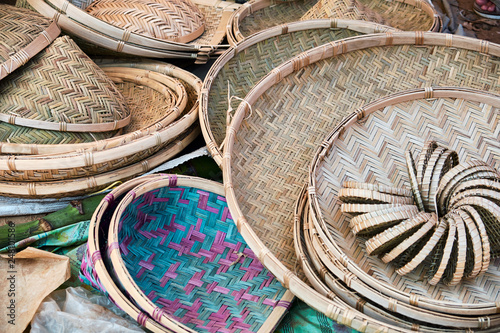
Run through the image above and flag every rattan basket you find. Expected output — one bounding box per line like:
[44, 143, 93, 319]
[305, 87, 500, 328]
[200, 19, 396, 166]
[0, 4, 60, 82]
[0, 60, 198, 155]
[103, 175, 294, 332]
[223, 32, 500, 331]
[227, 0, 439, 45]
[24, 0, 240, 62]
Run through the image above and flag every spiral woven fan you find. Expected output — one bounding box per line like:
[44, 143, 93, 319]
[340, 141, 500, 286]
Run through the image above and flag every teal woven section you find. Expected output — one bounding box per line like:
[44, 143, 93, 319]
[118, 186, 290, 332]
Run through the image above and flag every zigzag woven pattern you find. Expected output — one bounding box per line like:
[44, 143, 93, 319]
[0, 35, 130, 130]
[118, 186, 289, 332]
[86, 0, 205, 43]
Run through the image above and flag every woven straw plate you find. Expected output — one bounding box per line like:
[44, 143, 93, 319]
[0, 4, 60, 82]
[0, 61, 200, 182]
[307, 87, 500, 326]
[106, 175, 294, 332]
[227, 0, 439, 45]
[200, 19, 396, 166]
[223, 32, 500, 331]
[24, 0, 240, 61]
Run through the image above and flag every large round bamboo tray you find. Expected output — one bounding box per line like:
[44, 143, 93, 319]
[106, 175, 294, 332]
[306, 87, 500, 326]
[200, 19, 396, 166]
[294, 185, 498, 333]
[0, 4, 60, 82]
[24, 0, 240, 61]
[227, 0, 439, 45]
[0, 125, 199, 198]
[82, 174, 190, 332]
[222, 32, 500, 331]
[0, 60, 199, 155]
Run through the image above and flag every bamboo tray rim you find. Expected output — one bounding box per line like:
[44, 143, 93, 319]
[223, 31, 500, 332]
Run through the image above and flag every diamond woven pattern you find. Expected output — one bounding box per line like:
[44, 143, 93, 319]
[118, 186, 289, 332]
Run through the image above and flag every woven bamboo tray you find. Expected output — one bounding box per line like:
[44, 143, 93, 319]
[200, 19, 396, 166]
[227, 0, 439, 45]
[0, 60, 198, 155]
[83, 174, 189, 332]
[0, 125, 199, 198]
[0, 4, 60, 82]
[306, 87, 500, 327]
[106, 175, 294, 332]
[24, 0, 240, 61]
[222, 32, 500, 331]
[294, 185, 497, 333]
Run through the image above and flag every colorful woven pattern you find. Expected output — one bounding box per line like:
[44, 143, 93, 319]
[117, 185, 290, 332]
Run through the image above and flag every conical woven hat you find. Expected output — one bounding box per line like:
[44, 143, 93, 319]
[0, 35, 131, 132]
[85, 0, 205, 43]
[0, 4, 60, 81]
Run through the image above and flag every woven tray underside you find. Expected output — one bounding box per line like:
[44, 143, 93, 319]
[229, 43, 500, 308]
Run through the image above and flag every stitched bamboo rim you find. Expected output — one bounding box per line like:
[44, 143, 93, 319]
[26, 0, 240, 60]
[307, 88, 500, 321]
[0, 65, 199, 182]
[0, 5, 60, 82]
[0, 125, 199, 198]
[87, 174, 186, 332]
[0, 60, 198, 155]
[223, 32, 500, 330]
[107, 175, 294, 332]
[200, 19, 396, 167]
[295, 185, 497, 333]
[227, 0, 440, 45]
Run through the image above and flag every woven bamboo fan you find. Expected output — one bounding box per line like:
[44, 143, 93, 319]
[24, 0, 240, 61]
[0, 125, 199, 198]
[85, 0, 205, 43]
[223, 32, 500, 331]
[306, 87, 500, 327]
[82, 174, 189, 332]
[105, 175, 294, 332]
[200, 19, 396, 166]
[227, 0, 439, 45]
[0, 60, 197, 155]
[0, 5, 60, 82]
[0, 62, 200, 182]
[0, 35, 131, 133]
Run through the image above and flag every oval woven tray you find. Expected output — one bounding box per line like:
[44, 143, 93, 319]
[0, 4, 60, 82]
[0, 35, 131, 133]
[0, 60, 197, 155]
[25, 0, 240, 61]
[200, 19, 396, 166]
[227, 0, 439, 45]
[106, 175, 294, 332]
[223, 32, 500, 331]
[307, 87, 500, 325]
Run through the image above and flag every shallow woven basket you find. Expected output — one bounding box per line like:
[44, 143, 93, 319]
[0, 125, 199, 198]
[82, 174, 189, 332]
[0, 35, 131, 133]
[200, 19, 396, 166]
[0, 4, 60, 82]
[0, 62, 200, 182]
[24, 0, 240, 62]
[105, 175, 293, 332]
[305, 87, 500, 328]
[0, 60, 197, 155]
[223, 32, 500, 331]
[227, 0, 439, 45]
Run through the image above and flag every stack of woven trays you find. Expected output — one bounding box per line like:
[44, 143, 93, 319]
[0, 5, 201, 198]
[212, 28, 500, 332]
[18, 0, 241, 62]
[80, 174, 294, 332]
